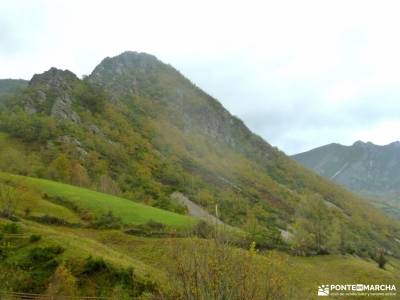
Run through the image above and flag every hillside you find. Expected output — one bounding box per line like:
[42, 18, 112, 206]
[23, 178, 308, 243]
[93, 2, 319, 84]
[0, 79, 28, 107]
[0, 79, 28, 95]
[0, 175, 398, 298]
[0, 51, 399, 298]
[292, 141, 400, 218]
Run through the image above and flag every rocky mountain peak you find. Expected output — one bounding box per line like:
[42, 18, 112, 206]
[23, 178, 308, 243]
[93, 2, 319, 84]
[352, 140, 366, 147]
[88, 51, 166, 101]
[30, 67, 79, 89]
[24, 68, 81, 123]
[90, 51, 160, 80]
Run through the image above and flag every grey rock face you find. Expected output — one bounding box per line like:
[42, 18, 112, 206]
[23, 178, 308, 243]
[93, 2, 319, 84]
[89, 51, 160, 100]
[50, 93, 80, 122]
[25, 68, 81, 123]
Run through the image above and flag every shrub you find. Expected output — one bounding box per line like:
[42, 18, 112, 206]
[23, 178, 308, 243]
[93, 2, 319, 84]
[165, 238, 288, 300]
[81, 256, 156, 297]
[28, 246, 64, 263]
[29, 215, 76, 226]
[124, 220, 169, 238]
[3, 222, 19, 234]
[46, 264, 77, 298]
[29, 234, 41, 243]
[375, 250, 387, 269]
[191, 220, 214, 238]
[145, 219, 166, 231]
[15, 246, 64, 293]
[47, 195, 80, 213]
[90, 211, 122, 229]
[82, 256, 108, 275]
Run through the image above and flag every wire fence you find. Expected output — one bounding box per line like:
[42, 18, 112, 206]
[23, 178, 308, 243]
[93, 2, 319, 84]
[0, 291, 111, 300]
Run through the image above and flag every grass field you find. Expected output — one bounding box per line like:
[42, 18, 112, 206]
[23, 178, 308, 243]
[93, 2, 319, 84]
[2, 217, 398, 300]
[0, 172, 195, 228]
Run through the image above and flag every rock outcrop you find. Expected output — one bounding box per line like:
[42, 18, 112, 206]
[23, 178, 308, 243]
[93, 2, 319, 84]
[24, 68, 81, 123]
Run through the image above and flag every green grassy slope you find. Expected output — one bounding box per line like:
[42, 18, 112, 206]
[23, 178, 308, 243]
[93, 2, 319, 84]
[0, 172, 194, 228]
[1, 217, 398, 299]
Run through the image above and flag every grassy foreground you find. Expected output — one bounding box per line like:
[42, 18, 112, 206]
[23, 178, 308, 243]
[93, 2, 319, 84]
[0, 217, 399, 299]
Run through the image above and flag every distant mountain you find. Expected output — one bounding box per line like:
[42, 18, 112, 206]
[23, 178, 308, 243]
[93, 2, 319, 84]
[292, 141, 400, 217]
[0, 79, 28, 105]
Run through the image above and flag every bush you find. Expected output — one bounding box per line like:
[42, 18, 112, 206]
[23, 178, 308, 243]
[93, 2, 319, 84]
[90, 211, 122, 229]
[28, 246, 64, 263]
[82, 256, 109, 275]
[15, 246, 64, 293]
[165, 238, 288, 300]
[29, 234, 41, 243]
[3, 222, 19, 234]
[29, 215, 76, 227]
[145, 220, 166, 231]
[81, 256, 156, 297]
[375, 250, 387, 269]
[47, 196, 80, 213]
[191, 220, 214, 238]
[124, 220, 170, 238]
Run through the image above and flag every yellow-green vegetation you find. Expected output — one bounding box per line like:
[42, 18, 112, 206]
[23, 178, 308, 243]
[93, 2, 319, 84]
[0, 172, 397, 298]
[0, 172, 194, 228]
[0, 217, 398, 299]
[31, 199, 81, 224]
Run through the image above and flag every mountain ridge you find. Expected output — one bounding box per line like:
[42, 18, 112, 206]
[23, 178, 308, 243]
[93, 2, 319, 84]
[292, 140, 400, 213]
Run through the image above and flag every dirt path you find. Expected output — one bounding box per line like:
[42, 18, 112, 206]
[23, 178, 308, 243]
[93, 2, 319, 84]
[171, 192, 224, 225]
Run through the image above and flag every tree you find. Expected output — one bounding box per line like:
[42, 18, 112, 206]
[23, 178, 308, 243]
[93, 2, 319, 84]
[0, 182, 17, 217]
[48, 154, 71, 182]
[46, 264, 77, 298]
[96, 174, 120, 195]
[16, 181, 40, 217]
[376, 249, 387, 269]
[292, 195, 336, 255]
[70, 162, 90, 187]
[243, 208, 281, 249]
[74, 81, 106, 113]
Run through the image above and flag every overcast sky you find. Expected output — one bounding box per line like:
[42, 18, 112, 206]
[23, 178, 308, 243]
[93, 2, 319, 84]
[1, 0, 400, 154]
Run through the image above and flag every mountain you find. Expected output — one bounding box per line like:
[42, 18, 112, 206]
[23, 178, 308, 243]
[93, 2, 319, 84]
[0, 51, 399, 297]
[0, 79, 28, 95]
[292, 141, 400, 217]
[0, 79, 28, 106]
